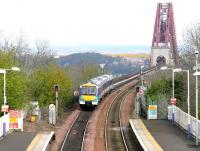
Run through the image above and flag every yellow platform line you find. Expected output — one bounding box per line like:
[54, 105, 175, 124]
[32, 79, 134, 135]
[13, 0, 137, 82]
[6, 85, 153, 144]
[138, 119, 163, 151]
[26, 133, 43, 151]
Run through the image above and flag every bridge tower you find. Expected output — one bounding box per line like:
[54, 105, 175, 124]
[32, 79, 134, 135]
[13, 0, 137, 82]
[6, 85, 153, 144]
[151, 3, 179, 67]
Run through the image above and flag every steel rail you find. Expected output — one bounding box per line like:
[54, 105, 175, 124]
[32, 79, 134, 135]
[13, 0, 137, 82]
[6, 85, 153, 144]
[105, 82, 137, 151]
[119, 90, 134, 151]
[104, 91, 121, 151]
[60, 111, 92, 151]
[60, 113, 79, 151]
[80, 111, 94, 151]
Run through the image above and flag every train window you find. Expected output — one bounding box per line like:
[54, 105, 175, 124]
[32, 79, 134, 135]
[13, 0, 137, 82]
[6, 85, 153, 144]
[80, 86, 96, 95]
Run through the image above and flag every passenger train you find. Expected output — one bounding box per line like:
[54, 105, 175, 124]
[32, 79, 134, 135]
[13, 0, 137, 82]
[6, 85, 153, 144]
[79, 73, 141, 107]
[79, 66, 158, 107]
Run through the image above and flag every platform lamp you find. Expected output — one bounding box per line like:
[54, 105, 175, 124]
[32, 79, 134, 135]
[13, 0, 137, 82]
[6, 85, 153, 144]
[0, 67, 20, 115]
[193, 50, 199, 146]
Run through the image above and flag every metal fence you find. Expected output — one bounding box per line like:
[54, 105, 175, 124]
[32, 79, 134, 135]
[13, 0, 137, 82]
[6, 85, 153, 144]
[0, 114, 9, 137]
[168, 105, 200, 139]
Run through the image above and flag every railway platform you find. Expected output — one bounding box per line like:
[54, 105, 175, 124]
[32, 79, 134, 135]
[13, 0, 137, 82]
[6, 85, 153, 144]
[143, 119, 199, 151]
[0, 131, 36, 151]
[130, 118, 200, 151]
[130, 119, 163, 151]
[0, 131, 54, 151]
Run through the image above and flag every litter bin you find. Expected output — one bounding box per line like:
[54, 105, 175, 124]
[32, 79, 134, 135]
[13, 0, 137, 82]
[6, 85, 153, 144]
[30, 115, 36, 122]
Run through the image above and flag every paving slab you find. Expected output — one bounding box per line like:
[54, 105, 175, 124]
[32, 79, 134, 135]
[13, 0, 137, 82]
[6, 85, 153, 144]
[143, 119, 200, 151]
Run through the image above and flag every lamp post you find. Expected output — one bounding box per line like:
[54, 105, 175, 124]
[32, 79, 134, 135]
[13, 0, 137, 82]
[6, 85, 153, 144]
[194, 50, 199, 146]
[184, 70, 191, 139]
[0, 67, 20, 115]
[161, 66, 176, 124]
[174, 69, 191, 138]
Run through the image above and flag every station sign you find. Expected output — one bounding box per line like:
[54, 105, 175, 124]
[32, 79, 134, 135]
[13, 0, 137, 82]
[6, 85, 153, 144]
[170, 98, 176, 105]
[148, 105, 157, 119]
[9, 110, 23, 131]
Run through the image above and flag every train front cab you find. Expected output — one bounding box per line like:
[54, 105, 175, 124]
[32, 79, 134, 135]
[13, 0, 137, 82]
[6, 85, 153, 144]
[79, 83, 99, 107]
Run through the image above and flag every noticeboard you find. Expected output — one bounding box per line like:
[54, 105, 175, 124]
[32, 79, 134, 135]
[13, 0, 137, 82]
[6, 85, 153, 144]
[9, 110, 23, 131]
[148, 105, 157, 119]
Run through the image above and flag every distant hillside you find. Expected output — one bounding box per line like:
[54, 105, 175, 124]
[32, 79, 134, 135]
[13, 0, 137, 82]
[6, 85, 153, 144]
[57, 52, 147, 74]
[58, 52, 120, 65]
[107, 53, 149, 59]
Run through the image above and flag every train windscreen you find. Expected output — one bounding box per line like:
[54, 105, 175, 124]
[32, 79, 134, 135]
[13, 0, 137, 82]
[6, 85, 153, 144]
[80, 86, 96, 95]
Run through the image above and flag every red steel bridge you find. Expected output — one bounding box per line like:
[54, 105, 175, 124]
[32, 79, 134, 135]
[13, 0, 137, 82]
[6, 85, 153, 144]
[151, 3, 179, 67]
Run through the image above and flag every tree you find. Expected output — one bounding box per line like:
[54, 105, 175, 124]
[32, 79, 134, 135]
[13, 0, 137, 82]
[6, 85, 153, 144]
[179, 20, 200, 116]
[146, 74, 185, 108]
[33, 39, 55, 68]
[0, 50, 27, 109]
[180, 21, 200, 70]
[29, 63, 73, 112]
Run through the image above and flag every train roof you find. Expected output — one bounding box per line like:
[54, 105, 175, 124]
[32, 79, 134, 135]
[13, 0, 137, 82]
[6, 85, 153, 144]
[81, 83, 96, 87]
[90, 74, 113, 86]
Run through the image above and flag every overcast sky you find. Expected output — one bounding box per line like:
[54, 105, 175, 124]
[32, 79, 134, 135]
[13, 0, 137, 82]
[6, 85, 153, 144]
[0, 0, 200, 52]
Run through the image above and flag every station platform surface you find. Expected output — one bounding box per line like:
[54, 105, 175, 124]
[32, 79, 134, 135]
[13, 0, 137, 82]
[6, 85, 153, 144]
[0, 131, 36, 151]
[142, 119, 199, 151]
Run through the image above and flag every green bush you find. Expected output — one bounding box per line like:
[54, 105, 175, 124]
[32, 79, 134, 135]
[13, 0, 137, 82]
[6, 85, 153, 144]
[0, 50, 27, 109]
[28, 64, 73, 111]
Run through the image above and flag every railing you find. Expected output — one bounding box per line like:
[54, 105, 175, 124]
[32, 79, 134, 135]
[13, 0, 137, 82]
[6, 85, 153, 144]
[0, 114, 9, 137]
[168, 105, 200, 139]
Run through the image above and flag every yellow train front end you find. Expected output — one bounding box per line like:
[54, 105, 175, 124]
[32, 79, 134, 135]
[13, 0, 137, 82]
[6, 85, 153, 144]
[79, 83, 99, 107]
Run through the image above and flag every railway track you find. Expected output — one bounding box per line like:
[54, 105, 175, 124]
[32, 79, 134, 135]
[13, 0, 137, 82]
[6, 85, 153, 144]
[60, 110, 92, 151]
[105, 82, 141, 151]
[120, 88, 143, 151]
[60, 67, 159, 151]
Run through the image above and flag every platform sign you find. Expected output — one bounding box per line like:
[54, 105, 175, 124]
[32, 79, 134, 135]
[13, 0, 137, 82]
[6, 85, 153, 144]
[170, 98, 176, 105]
[9, 110, 23, 131]
[148, 105, 157, 119]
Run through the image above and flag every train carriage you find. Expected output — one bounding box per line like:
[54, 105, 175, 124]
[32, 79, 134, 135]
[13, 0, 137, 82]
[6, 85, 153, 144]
[79, 75, 113, 107]
[78, 66, 156, 108]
